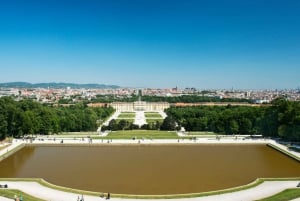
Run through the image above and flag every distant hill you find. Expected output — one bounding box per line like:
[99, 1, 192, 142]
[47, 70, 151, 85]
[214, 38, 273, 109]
[0, 82, 120, 89]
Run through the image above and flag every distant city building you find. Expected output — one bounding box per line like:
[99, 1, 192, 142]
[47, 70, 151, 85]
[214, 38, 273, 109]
[255, 99, 270, 104]
[1, 85, 300, 103]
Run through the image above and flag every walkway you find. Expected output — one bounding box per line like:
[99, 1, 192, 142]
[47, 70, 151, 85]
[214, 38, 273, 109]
[0, 180, 299, 201]
[133, 111, 147, 127]
[0, 141, 24, 162]
[102, 111, 121, 126]
[158, 111, 167, 119]
[0, 196, 11, 201]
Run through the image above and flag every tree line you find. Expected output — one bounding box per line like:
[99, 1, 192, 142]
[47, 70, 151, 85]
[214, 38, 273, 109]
[1, 96, 299, 142]
[161, 98, 300, 141]
[0, 97, 114, 140]
[101, 119, 162, 131]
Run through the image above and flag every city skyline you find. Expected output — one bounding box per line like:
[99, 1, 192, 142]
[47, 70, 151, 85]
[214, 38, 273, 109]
[0, 0, 300, 89]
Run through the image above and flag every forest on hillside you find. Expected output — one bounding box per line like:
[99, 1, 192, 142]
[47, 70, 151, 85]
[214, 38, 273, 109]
[162, 98, 300, 141]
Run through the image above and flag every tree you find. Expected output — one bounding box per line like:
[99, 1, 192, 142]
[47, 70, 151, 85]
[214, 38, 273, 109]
[0, 114, 7, 140]
[118, 120, 128, 130]
[160, 116, 177, 131]
[226, 120, 239, 134]
[21, 111, 34, 135]
[108, 119, 118, 131]
[239, 118, 252, 134]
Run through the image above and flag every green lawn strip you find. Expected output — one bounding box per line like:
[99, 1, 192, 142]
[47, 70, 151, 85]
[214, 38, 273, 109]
[186, 132, 216, 136]
[256, 188, 300, 201]
[46, 135, 98, 139]
[0, 189, 45, 201]
[144, 113, 162, 118]
[117, 113, 136, 118]
[93, 130, 179, 139]
[0, 178, 299, 199]
[46, 132, 99, 138]
[58, 132, 98, 136]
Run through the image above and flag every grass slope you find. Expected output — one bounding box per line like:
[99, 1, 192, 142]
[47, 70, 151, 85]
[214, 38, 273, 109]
[256, 188, 300, 201]
[0, 189, 45, 201]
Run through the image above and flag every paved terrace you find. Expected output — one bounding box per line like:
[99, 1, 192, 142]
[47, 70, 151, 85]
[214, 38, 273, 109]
[0, 138, 299, 201]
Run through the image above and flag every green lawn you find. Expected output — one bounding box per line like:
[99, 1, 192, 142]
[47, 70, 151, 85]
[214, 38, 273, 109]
[144, 112, 163, 118]
[117, 113, 136, 119]
[97, 130, 179, 139]
[48, 132, 99, 138]
[256, 188, 300, 201]
[59, 132, 98, 135]
[0, 189, 45, 201]
[186, 131, 216, 136]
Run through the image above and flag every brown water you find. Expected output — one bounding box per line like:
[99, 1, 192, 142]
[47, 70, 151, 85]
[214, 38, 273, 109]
[0, 144, 299, 195]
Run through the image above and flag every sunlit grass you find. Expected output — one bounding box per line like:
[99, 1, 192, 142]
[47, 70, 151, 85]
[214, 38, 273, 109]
[144, 112, 163, 118]
[0, 189, 45, 201]
[186, 131, 216, 135]
[117, 113, 135, 118]
[256, 188, 300, 201]
[99, 130, 178, 139]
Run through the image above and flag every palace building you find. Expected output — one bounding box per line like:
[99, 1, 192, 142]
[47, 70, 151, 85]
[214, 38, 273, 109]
[110, 101, 169, 112]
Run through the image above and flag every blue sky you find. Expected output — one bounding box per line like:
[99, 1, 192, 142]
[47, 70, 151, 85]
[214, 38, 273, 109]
[0, 0, 299, 89]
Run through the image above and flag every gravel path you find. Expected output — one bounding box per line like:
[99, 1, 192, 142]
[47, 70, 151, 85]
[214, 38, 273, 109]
[0, 197, 12, 201]
[0, 181, 299, 201]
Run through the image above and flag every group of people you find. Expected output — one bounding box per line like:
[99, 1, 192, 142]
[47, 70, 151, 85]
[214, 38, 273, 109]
[78, 192, 110, 200]
[100, 192, 111, 200]
[107, 192, 110, 199]
[77, 194, 84, 201]
[0, 184, 8, 188]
